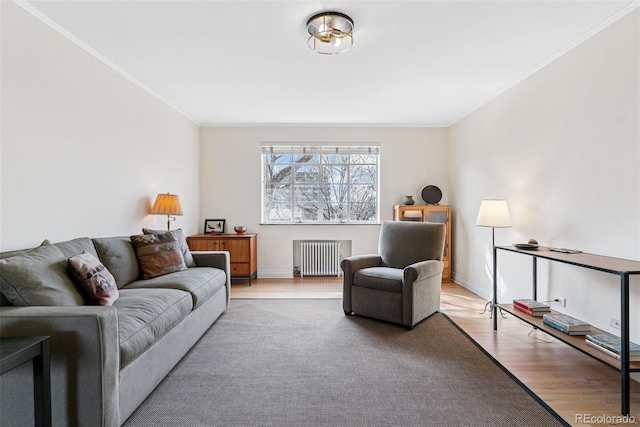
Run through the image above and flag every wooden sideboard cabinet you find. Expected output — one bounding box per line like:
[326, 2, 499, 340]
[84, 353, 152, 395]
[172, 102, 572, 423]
[393, 205, 451, 282]
[187, 234, 257, 284]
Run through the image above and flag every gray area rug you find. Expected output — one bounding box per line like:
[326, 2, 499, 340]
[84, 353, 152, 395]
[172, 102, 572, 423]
[123, 299, 566, 427]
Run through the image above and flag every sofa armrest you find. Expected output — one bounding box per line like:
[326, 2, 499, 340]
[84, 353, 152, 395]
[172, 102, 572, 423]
[191, 251, 231, 304]
[0, 305, 120, 426]
[340, 254, 383, 313]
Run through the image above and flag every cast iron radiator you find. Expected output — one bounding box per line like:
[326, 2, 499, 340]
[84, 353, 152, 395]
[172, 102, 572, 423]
[300, 241, 342, 277]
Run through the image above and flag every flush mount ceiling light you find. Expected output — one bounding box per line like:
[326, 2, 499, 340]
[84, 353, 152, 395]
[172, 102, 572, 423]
[306, 11, 354, 55]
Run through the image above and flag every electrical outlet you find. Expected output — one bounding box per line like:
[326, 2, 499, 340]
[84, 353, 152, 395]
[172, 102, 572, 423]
[610, 317, 621, 330]
[553, 297, 566, 307]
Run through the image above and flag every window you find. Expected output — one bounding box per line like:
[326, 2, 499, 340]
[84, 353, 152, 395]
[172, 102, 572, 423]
[261, 144, 380, 224]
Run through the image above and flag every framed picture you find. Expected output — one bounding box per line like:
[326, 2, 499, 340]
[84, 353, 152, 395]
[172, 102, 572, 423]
[204, 219, 225, 234]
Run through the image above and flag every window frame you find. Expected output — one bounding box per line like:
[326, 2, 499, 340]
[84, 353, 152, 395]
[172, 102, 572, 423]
[261, 143, 381, 225]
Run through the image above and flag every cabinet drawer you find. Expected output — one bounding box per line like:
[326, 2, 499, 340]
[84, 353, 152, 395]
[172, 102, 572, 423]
[231, 263, 250, 276]
[187, 239, 216, 251]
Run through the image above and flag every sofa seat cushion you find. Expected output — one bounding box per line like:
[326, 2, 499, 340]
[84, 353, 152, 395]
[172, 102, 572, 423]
[123, 267, 225, 308]
[354, 267, 403, 293]
[115, 288, 193, 367]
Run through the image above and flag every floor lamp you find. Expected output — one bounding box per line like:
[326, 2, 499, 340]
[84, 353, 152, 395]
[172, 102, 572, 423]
[476, 199, 511, 317]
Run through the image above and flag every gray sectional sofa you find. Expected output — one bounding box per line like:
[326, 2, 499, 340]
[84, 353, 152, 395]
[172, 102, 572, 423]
[0, 232, 230, 426]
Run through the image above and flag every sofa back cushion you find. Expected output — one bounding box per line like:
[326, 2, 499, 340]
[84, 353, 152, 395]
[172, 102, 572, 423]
[93, 237, 140, 288]
[0, 249, 29, 306]
[54, 237, 99, 259]
[0, 240, 85, 306]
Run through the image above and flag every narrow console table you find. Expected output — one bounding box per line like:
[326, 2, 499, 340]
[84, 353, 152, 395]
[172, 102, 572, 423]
[0, 336, 51, 426]
[492, 245, 640, 415]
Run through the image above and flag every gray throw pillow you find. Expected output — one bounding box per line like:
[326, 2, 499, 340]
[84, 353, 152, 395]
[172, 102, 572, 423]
[142, 228, 195, 267]
[0, 240, 85, 306]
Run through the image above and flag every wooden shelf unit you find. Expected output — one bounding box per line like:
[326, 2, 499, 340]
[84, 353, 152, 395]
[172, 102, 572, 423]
[393, 205, 451, 281]
[493, 245, 640, 415]
[187, 234, 257, 284]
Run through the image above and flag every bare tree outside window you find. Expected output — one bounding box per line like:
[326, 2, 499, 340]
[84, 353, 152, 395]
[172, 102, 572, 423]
[262, 145, 379, 224]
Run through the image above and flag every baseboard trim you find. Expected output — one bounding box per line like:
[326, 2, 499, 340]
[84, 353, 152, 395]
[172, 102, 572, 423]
[451, 271, 490, 301]
[256, 270, 294, 279]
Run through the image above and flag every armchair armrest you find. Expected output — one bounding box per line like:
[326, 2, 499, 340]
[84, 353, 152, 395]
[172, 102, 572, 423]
[341, 254, 383, 273]
[402, 259, 444, 326]
[341, 254, 383, 313]
[0, 305, 120, 426]
[191, 251, 231, 304]
[403, 259, 443, 284]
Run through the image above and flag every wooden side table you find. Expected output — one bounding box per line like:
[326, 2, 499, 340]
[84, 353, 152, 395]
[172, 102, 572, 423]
[0, 336, 51, 426]
[187, 233, 258, 284]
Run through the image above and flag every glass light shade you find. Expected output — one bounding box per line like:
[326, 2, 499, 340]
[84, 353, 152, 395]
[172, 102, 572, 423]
[307, 12, 354, 55]
[476, 199, 511, 228]
[150, 193, 183, 216]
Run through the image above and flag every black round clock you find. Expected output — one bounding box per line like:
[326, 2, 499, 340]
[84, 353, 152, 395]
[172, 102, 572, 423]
[421, 185, 442, 205]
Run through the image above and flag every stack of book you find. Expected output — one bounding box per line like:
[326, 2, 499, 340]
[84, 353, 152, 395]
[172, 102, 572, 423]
[585, 332, 640, 361]
[512, 299, 551, 317]
[542, 312, 591, 335]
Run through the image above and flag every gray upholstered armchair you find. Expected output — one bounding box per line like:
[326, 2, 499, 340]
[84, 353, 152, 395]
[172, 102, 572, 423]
[341, 221, 446, 330]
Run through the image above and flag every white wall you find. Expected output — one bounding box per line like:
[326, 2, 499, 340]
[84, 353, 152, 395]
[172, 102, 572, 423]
[200, 126, 448, 277]
[0, 2, 200, 251]
[449, 10, 639, 341]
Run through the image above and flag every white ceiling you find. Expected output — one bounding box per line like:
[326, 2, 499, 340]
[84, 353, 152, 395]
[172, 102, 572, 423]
[21, 1, 638, 126]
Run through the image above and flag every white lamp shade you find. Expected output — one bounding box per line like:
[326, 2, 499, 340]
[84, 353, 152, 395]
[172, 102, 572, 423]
[476, 199, 511, 228]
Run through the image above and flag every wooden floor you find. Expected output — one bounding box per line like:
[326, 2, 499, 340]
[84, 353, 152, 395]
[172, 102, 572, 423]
[232, 278, 639, 426]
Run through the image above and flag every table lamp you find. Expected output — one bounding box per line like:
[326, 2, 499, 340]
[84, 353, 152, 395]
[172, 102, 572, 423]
[150, 193, 183, 231]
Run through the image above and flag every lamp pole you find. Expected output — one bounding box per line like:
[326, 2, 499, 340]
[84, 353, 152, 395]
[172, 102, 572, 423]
[475, 199, 511, 318]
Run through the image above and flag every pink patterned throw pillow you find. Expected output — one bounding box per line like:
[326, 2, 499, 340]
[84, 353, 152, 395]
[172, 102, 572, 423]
[68, 251, 119, 306]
